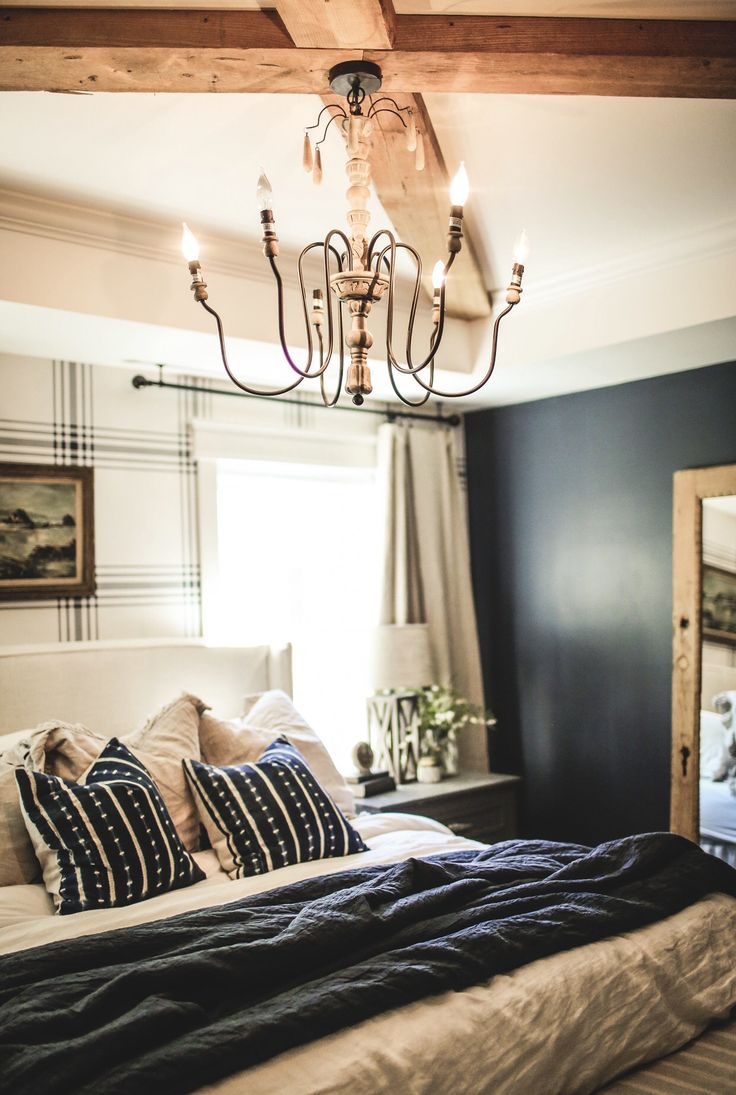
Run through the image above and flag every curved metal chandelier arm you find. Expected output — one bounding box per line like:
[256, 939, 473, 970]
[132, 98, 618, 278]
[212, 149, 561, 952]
[395, 242, 455, 373]
[368, 96, 412, 122]
[305, 102, 347, 136]
[265, 234, 347, 381]
[267, 253, 323, 379]
[319, 303, 346, 407]
[297, 235, 347, 406]
[409, 302, 516, 398]
[366, 227, 396, 270]
[382, 238, 423, 373]
[387, 327, 436, 408]
[367, 108, 409, 128]
[294, 241, 338, 378]
[369, 231, 423, 375]
[314, 111, 346, 151]
[323, 228, 352, 267]
[316, 230, 351, 405]
[199, 299, 310, 398]
[369, 230, 455, 377]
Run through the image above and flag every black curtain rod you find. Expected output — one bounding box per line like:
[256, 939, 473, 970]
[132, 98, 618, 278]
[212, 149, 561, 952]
[131, 373, 461, 428]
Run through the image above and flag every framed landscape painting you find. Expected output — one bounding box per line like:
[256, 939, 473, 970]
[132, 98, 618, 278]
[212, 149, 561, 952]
[702, 563, 736, 649]
[0, 463, 95, 600]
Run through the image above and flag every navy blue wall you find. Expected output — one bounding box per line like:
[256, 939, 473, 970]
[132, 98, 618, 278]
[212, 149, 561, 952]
[465, 361, 736, 844]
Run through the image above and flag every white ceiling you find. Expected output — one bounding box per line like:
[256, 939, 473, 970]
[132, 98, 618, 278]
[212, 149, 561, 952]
[0, 92, 382, 254]
[0, 86, 734, 406]
[2, 92, 734, 291]
[425, 94, 736, 293]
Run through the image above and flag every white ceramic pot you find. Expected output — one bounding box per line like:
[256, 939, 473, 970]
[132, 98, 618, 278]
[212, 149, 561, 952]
[417, 762, 442, 784]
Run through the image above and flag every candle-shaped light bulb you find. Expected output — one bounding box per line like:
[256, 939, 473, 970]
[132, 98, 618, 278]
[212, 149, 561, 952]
[310, 288, 324, 327]
[513, 229, 530, 265]
[449, 162, 469, 207]
[432, 260, 446, 291]
[182, 223, 208, 302]
[256, 170, 273, 211]
[506, 229, 527, 305]
[181, 223, 200, 263]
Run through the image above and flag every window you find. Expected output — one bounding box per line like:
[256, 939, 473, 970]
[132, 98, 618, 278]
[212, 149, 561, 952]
[206, 457, 382, 773]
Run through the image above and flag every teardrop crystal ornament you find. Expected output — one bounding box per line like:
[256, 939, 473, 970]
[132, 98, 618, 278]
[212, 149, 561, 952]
[415, 131, 425, 172]
[348, 116, 361, 156]
[406, 112, 417, 153]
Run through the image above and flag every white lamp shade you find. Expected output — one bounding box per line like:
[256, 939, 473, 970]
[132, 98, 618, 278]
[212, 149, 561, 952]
[370, 624, 434, 692]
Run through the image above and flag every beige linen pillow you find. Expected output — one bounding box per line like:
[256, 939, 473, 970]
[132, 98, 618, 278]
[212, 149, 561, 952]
[0, 695, 206, 886]
[0, 725, 71, 887]
[122, 693, 206, 851]
[0, 772, 40, 885]
[199, 690, 355, 818]
[0, 754, 40, 885]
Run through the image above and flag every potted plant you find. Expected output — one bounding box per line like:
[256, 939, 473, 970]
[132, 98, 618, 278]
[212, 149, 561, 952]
[416, 685, 495, 782]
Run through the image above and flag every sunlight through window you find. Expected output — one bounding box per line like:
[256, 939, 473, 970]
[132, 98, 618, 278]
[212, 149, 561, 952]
[212, 459, 382, 773]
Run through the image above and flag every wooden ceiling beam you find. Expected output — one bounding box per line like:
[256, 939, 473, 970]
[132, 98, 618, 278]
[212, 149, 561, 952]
[1, 10, 735, 98]
[281, 1, 488, 319]
[275, 0, 395, 50]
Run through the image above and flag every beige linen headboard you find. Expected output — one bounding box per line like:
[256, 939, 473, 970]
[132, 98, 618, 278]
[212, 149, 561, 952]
[0, 640, 292, 737]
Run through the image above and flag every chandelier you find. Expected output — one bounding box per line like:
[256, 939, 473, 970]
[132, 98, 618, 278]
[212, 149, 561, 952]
[181, 61, 528, 409]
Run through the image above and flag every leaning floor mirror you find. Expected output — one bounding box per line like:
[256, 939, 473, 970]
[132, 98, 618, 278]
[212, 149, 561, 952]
[671, 463, 736, 865]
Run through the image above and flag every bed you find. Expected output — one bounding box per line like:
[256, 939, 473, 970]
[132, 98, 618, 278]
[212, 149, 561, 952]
[1, 640, 735, 1095]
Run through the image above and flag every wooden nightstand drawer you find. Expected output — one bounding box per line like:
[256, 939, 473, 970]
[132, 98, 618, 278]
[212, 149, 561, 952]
[433, 789, 516, 843]
[355, 774, 520, 845]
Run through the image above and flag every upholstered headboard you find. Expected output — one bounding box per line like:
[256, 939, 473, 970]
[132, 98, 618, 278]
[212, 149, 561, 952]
[701, 662, 736, 712]
[0, 640, 292, 738]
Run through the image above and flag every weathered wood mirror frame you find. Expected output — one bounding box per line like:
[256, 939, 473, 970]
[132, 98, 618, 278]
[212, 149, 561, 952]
[671, 462, 736, 841]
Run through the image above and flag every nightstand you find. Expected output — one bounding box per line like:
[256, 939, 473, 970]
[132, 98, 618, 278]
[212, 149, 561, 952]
[355, 773, 520, 844]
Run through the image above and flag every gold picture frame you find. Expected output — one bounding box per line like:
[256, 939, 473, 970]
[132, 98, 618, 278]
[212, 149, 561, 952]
[702, 563, 736, 648]
[0, 463, 95, 601]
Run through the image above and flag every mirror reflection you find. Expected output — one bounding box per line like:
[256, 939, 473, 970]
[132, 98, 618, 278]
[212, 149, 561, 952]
[699, 495, 736, 866]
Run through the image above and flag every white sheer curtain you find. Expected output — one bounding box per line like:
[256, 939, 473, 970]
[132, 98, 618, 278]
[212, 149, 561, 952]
[378, 422, 487, 770]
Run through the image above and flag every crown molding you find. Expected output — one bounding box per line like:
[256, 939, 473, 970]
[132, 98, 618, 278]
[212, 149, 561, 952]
[0, 185, 309, 290]
[526, 215, 736, 307]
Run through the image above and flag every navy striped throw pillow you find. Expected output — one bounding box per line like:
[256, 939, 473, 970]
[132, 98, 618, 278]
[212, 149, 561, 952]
[184, 737, 368, 879]
[16, 738, 205, 915]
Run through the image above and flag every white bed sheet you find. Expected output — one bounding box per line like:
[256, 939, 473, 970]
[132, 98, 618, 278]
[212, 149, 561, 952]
[2, 814, 735, 1095]
[700, 778, 736, 844]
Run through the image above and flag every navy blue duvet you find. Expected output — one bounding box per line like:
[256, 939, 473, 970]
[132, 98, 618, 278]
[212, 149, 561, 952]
[1, 833, 734, 1095]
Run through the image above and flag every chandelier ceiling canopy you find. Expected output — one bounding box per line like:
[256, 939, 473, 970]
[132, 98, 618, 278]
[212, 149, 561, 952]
[182, 61, 528, 410]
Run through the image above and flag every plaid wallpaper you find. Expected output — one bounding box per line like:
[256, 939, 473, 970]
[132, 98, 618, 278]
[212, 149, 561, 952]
[0, 355, 202, 643]
[0, 353, 462, 648]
